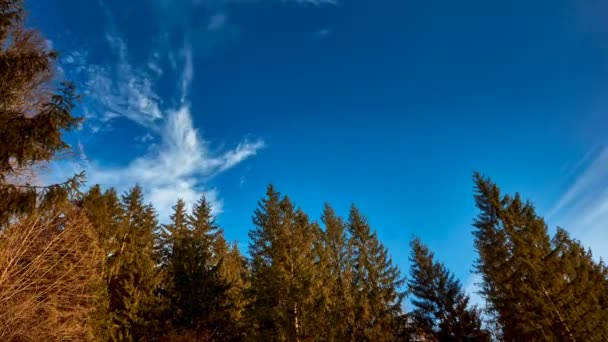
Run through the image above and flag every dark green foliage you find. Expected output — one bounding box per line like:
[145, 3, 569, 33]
[408, 238, 489, 341]
[159, 196, 239, 341]
[473, 173, 608, 341]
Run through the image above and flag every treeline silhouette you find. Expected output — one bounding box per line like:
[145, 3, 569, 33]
[1, 0, 608, 340]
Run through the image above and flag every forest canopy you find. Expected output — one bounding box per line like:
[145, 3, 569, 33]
[1, 0, 607, 341]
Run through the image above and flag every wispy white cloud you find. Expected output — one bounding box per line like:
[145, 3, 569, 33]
[52, 99, 264, 221]
[81, 103, 263, 220]
[180, 45, 194, 104]
[136, 133, 155, 143]
[50, 0, 338, 221]
[548, 147, 608, 259]
[83, 35, 163, 128]
[53, 15, 264, 221]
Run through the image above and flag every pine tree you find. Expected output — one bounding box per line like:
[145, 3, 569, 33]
[346, 205, 404, 342]
[473, 173, 608, 341]
[104, 185, 160, 341]
[408, 237, 489, 341]
[0, 0, 83, 224]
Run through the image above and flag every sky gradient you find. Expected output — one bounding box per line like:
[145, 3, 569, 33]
[30, 0, 608, 295]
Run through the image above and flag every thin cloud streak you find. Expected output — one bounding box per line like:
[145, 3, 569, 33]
[549, 146, 608, 259]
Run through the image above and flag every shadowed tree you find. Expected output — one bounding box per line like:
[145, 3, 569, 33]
[408, 237, 489, 341]
[159, 196, 238, 340]
[0, 0, 83, 225]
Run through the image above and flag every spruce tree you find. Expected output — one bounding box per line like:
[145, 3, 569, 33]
[408, 237, 489, 341]
[246, 185, 321, 341]
[160, 196, 236, 340]
[0, 0, 83, 224]
[80, 185, 125, 341]
[246, 185, 283, 340]
[473, 173, 608, 341]
[105, 185, 160, 341]
[316, 203, 355, 341]
[217, 239, 248, 327]
[346, 205, 404, 341]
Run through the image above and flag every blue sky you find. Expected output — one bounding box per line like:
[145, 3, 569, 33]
[30, 0, 608, 294]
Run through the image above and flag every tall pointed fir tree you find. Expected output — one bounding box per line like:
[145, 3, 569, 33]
[408, 238, 489, 341]
[316, 203, 355, 341]
[158, 198, 189, 332]
[188, 194, 238, 340]
[104, 185, 160, 341]
[346, 205, 404, 341]
[160, 196, 237, 340]
[0, 0, 83, 225]
[473, 173, 608, 341]
[246, 185, 321, 341]
[80, 185, 125, 341]
[216, 239, 248, 328]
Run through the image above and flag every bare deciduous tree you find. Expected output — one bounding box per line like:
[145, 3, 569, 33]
[0, 207, 103, 341]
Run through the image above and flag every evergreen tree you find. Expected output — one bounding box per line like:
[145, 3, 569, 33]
[217, 239, 248, 326]
[316, 203, 355, 341]
[80, 185, 125, 341]
[346, 205, 404, 341]
[160, 196, 237, 340]
[0, 0, 83, 224]
[408, 237, 489, 341]
[105, 185, 160, 341]
[191, 196, 247, 337]
[246, 185, 282, 340]
[189, 195, 223, 266]
[473, 173, 608, 341]
[246, 185, 321, 341]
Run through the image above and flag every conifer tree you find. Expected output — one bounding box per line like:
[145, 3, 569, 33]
[105, 185, 160, 341]
[192, 197, 247, 337]
[473, 173, 608, 341]
[346, 205, 404, 341]
[160, 196, 237, 340]
[0, 0, 83, 224]
[80, 185, 125, 341]
[217, 239, 248, 326]
[246, 185, 321, 341]
[316, 203, 355, 341]
[408, 237, 489, 341]
[81, 185, 124, 255]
